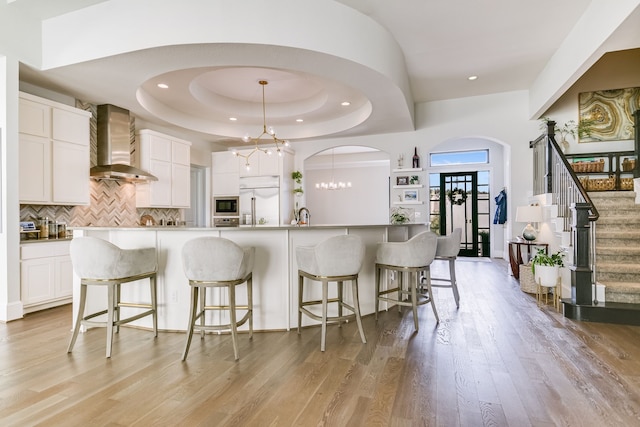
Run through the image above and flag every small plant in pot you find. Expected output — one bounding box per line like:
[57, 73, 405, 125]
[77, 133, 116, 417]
[390, 207, 410, 225]
[531, 249, 565, 287]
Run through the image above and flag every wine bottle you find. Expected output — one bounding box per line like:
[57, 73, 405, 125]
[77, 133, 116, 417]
[412, 147, 420, 168]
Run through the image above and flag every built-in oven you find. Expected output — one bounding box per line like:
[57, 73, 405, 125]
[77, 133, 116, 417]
[213, 196, 239, 216]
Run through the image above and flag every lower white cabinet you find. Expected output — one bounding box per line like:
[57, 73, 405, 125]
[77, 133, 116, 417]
[21, 241, 73, 313]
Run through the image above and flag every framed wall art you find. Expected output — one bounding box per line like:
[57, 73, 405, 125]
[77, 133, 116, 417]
[403, 189, 418, 201]
[578, 87, 640, 142]
[396, 176, 409, 185]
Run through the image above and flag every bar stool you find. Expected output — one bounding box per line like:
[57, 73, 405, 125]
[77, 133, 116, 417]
[296, 234, 366, 352]
[375, 231, 439, 331]
[181, 237, 255, 361]
[67, 237, 158, 358]
[429, 228, 462, 308]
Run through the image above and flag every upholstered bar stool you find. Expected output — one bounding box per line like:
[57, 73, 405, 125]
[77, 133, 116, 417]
[296, 234, 366, 352]
[67, 236, 158, 358]
[181, 237, 255, 361]
[429, 228, 462, 308]
[375, 231, 439, 331]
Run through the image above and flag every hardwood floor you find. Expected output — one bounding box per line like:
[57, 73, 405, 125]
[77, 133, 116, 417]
[2, 258, 640, 426]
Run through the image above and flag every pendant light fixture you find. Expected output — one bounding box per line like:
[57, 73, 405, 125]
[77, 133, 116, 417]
[315, 148, 352, 190]
[233, 80, 290, 170]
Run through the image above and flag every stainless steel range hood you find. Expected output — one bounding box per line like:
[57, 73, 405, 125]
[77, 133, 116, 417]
[90, 104, 157, 182]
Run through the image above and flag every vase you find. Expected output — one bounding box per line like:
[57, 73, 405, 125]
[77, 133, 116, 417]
[559, 138, 570, 153]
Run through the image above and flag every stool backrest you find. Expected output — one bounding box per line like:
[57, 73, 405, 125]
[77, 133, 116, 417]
[298, 235, 364, 277]
[70, 236, 157, 280]
[182, 237, 254, 281]
[436, 228, 462, 257]
[376, 231, 437, 267]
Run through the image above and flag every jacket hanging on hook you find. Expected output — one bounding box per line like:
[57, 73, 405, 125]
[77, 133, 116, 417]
[494, 189, 507, 224]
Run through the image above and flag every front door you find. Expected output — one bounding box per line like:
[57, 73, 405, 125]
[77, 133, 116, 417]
[439, 172, 477, 256]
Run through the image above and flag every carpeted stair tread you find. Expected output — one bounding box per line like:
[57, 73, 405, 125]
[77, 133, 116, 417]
[597, 262, 640, 273]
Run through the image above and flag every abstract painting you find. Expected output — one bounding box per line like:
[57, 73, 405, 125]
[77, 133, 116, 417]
[578, 87, 640, 142]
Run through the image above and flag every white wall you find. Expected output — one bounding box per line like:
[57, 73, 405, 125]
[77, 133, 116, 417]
[304, 152, 389, 225]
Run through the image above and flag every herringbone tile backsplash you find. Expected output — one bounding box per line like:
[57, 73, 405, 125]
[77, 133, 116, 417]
[20, 101, 180, 227]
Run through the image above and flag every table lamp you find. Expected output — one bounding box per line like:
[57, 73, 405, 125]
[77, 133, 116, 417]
[516, 205, 542, 241]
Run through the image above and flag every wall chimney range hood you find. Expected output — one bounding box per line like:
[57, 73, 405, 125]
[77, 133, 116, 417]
[90, 104, 157, 182]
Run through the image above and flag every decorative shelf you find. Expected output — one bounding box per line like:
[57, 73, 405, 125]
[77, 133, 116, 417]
[393, 184, 423, 189]
[392, 168, 422, 173]
[393, 201, 424, 205]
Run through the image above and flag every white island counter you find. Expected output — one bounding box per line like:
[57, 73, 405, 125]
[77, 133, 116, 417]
[70, 224, 428, 332]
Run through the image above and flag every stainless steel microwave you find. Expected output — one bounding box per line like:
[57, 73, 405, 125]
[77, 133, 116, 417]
[213, 196, 239, 216]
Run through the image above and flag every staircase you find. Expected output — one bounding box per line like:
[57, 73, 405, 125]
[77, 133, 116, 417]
[590, 191, 640, 303]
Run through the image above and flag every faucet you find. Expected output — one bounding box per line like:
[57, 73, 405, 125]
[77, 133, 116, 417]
[298, 207, 310, 226]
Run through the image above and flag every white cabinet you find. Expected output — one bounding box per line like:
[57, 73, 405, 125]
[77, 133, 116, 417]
[237, 149, 281, 177]
[18, 92, 91, 205]
[211, 151, 240, 196]
[135, 129, 192, 208]
[21, 241, 73, 314]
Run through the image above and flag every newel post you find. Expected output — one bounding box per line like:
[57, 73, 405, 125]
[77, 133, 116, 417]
[545, 121, 556, 193]
[570, 203, 593, 305]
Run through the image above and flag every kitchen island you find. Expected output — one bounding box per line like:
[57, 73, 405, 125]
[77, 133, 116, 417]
[70, 224, 428, 332]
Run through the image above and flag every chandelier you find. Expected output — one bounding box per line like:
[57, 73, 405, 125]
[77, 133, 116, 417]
[315, 148, 352, 190]
[232, 80, 289, 170]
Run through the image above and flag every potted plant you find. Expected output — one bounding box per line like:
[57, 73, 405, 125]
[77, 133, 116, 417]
[293, 187, 304, 196]
[390, 207, 410, 225]
[531, 248, 565, 287]
[291, 170, 303, 184]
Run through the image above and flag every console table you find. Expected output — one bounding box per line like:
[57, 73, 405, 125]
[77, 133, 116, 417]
[507, 240, 548, 279]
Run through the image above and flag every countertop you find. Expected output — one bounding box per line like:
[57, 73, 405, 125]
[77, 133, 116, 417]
[69, 223, 427, 231]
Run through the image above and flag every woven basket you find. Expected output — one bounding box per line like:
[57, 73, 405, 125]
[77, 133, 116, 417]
[586, 177, 616, 191]
[620, 177, 634, 191]
[622, 158, 636, 172]
[571, 159, 605, 173]
[519, 264, 536, 294]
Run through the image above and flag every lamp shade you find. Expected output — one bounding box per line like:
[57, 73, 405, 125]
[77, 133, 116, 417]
[515, 205, 542, 223]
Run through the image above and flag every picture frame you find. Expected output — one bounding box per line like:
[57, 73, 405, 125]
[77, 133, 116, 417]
[396, 176, 409, 185]
[409, 175, 420, 185]
[403, 189, 418, 201]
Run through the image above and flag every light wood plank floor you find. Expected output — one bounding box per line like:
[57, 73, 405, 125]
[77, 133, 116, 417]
[2, 258, 640, 426]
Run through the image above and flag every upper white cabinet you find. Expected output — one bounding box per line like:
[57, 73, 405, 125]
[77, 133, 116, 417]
[237, 149, 281, 177]
[18, 92, 91, 205]
[135, 129, 192, 208]
[211, 151, 240, 196]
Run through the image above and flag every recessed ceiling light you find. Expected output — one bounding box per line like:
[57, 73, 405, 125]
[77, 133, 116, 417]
[341, 101, 351, 106]
[296, 119, 304, 123]
[229, 117, 237, 121]
[157, 83, 169, 89]
[468, 75, 478, 81]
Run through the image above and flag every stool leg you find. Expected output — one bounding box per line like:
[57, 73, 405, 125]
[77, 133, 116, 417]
[351, 278, 366, 344]
[182, 286, 199, 361]
[321, 280, 328, 352]
[199, 286, 206, 340]
[115, 283, 121, 334]
[106, 283, 116, 358]
[67, 283, 88, 353]
[374, 265, 380, 320]
[425, 268, 440, 324]
[150, 274, 158, 337]
[449, 259, 460, 308]
[337, 281, 344, 327]
[398, 271, 404, 313]
[298, 274, 304, 335]
[247, 276, 253, 340]
[229, 284, 239, 361]
[411, 272, 419, 331]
